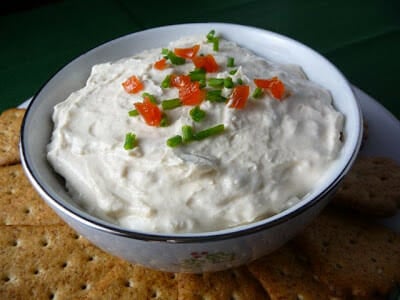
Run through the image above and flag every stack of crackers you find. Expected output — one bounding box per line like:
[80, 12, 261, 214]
[1, 108, 400, 299]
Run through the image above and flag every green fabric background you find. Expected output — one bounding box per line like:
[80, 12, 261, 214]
[1, 0, 399, 119]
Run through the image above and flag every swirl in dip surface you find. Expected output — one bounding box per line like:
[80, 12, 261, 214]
[47, 33, 344, 233]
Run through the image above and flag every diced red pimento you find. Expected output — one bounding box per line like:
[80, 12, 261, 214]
[254, 77, 285, 100]
[154, 58, 167, 70]
[170, 74, 192, 88]
[122, 75, 144, 94]
[229, 85, 250, 109]
[192, 54, 219, 73]
[179, 81, 206, 106]
[174, 44, 200, 59]
[134, 97, 162, 126]
[170, 74, 205, 106]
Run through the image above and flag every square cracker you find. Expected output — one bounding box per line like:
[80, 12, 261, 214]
[0, 108, 25, 166]
[176, 267, 269, 300]
[248, 243, 333, 299]
[332, 156, 400, 217]
[0, 164, 63, 225]
[294, 207, 400, 298]
[82, 261, 178, 300]
[0, 224, 122, 300]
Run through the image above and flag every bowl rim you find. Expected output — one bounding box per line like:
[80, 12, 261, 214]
[20, 22, 363, 243]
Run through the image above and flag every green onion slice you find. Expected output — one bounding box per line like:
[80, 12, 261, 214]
[181, 125, 195, 143]
[189, 68, 206, 82]
[206, 90, 227, 103]
[212, 38, 219, 51]
[160, 114, 169, 127]
[252, 87, 263, 98]
[224, 77, 234, 89]
[142, 92, 157, 104]
[190, 106, 206, 122]
[195, 124, 225, 140]
[166, 51, 185, 65]
[161, 98, 182, 110]
[206, 30, 216, 42]
[161, 48, 169, 56]
[206, 30, 219, 51]
[128, 109, 139, 117]
[236, 78, 243, 85]
[229, 69, 238, 75]
[166, 135, 183, 148]
[227, 57, 235, 67]
[123, 132, 137, 150]
[161, 75, 171, 88]
[207, 78, 224, 88]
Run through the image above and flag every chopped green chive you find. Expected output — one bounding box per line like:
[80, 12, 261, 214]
[142, 92, 157, 104]
[199, 79, 206, 88]
[207, 78, 224, 88]
[212, 38, 219, 51]
[252, 87, 263, 98]
[166, 135, 183, 148]
[227, 57, 235, 67]
[195, 124, 225, 140]
[189, 68, 206, 82]
[128, 109, 139, 117]
[123, 132, 137, 150]
[206, 30, 216, 41]
[160, 113, 169, 127]
[161, 98, 182, 110]
[190, 106, 206, 122]
[206, 30, 219, 51]
[182, 125, 195, 143]
[161, 75, 171, 88]
[229, 69, 238, 75]
[236, 78, 243, 85]
[206, 90, 227, 103]
[224, 77, 234, 89]
[161, 48, 169, 56]
[166, 50, 185, 65]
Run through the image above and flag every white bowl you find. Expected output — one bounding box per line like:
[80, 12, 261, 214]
[20, 23, 363, 273]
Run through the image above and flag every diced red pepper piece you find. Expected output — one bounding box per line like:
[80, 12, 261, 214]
[170, 74, 191, 88]
[254, 77, 285, 100]
[174, 44, 200, 59]
[154, 58, 167, 70]
[122, 75, 144, 94]
[134, 97, 162, 126]
[192, 54, 219, 73]
[229, 85, 250, 109]
[179, 81, 206, 106]
[169, 74, 205, 105]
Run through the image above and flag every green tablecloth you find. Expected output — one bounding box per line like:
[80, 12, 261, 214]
[1, 0, 399, 119]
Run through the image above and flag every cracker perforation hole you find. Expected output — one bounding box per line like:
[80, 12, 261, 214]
[230, 293, 239, 300]
[124, 280, 133, 288]
[87, 255, 95, 262]
[10, 239, 19, 247]
[61, 262, 68, 269]
[49, 292, 55, 300]
[23, 207, 31, 214]
[150, 289, 158, 298]
[349, 238, 357, 245]
[33, 268, 40, 275]
[80, 283, 88, 290]
[40, 238, 49, 247]
[2, 275, 11, 283]
[335, 263, 343, 269]
[380, 176, 388, 181]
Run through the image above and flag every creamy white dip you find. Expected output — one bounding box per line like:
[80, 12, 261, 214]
[47, 34, 344, 233]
